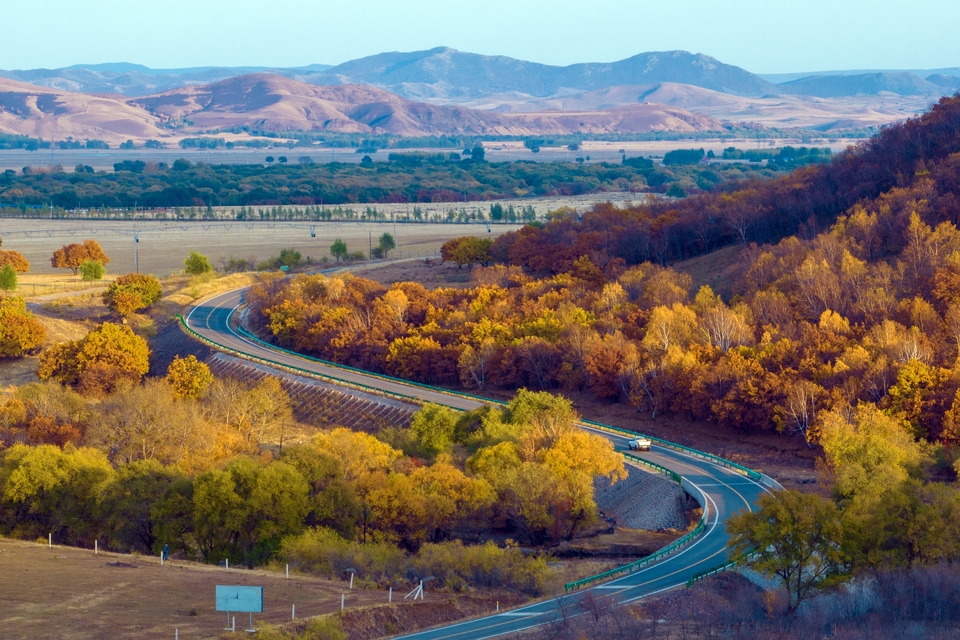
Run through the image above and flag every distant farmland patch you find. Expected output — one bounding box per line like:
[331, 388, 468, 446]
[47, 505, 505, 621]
[0, 220, 521, 276]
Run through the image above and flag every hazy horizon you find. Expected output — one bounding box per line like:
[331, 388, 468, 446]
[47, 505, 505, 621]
[4, 0, 958, 74]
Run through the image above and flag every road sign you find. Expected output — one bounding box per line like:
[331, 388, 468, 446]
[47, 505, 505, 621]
[216, 585, 263, 613]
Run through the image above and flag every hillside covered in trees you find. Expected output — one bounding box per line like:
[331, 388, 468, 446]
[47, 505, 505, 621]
[491, 95, 960, 271]
[247, 95, 960, 617]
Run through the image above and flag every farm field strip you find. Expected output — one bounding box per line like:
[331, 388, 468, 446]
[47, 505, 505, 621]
[0, 220, 521, 276]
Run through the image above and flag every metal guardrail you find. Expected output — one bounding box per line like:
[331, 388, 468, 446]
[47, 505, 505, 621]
[565, 520, 707, 592]
[621, 451, 682, 485]
[686, 560, 738, 588]
[234, 323, 508, 408]
[582, 419, 764, 482]
[563, 451, 704, 592]
[177, 309, 777, 596]
[176, 315, 426, 407]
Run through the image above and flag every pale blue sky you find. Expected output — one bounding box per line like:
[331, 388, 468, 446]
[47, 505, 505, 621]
[4, 0, 958, 73]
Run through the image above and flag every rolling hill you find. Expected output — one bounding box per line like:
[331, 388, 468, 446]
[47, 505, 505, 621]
[129, 74, 721, 135]
[776, 72, 943, 97]
[0, 49, 776, 99]
[928, 74, 960, 91]
[451, 81, 934, 130]
[0, 77, 167, 143]
[304, 47, 779, 99]
[0, 63, 332, 97]
[0, 73, 721, 141]
[2, 44, 956, 141]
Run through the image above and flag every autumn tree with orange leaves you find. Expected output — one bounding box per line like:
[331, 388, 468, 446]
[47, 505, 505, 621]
[51, 240, 109, 275]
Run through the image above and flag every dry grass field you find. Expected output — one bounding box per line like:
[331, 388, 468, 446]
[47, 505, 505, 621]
[0, 533, 662, 640]
[12, 273, 116, 298]
[0, 220, 525, 277]
[0, 537, 392, 639]
[487, 137, 861, 160]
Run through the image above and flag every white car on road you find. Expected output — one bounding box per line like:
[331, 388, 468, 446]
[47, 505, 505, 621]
[628, 436, 652, 451]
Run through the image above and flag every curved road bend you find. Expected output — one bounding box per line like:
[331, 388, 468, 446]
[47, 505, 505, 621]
[187, 288, 771, 640]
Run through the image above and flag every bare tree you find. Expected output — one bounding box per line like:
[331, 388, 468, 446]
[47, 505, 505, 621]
[784, 379, 821, 446]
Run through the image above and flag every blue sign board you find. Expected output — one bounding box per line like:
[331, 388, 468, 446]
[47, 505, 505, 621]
[216, 585, 263, 613]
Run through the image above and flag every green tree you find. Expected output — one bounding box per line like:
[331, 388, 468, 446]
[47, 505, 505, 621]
[817, 404, 924, 507]
[192, 458, 309, 567]
[98, 460, 184, 553]
[279, 447, 360, 539]
[151, 476, 195, 557]
[410, 403, 459, 457]
[310, 427, 402, 483]
[471, 144, 485, 162]
[183, 251, 214, 276]
[844, 479, 960, 571]
[330, 238, 348, 262]
[78, 260, 105, 281]
[0, 264, 17, 291]
[378, 233, 396, 258]
[727, 490, 847, 611]
[277, 248, 302, 269]
[663, 148, 705, 166]
[0, 443, 115, 545]
[440, 236, 493, 268]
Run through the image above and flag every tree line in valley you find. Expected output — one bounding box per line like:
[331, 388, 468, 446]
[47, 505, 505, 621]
[0, 153, 782, 209]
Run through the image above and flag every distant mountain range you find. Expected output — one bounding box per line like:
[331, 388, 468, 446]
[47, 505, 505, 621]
[0, 48, 957, 142]
[307, 48, 779, 99]
[3, 48, 958, 101]
[778, 72, 944, 98]
[0, 63, 333, 97]
[0, 74, 721, 142]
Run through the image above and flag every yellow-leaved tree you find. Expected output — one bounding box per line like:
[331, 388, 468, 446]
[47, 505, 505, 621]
[164, 355, 214, 399]
[466, 390, 626, 543]
[0, 297, 46, 358]
[816, 403, 925, 509]
[37, 322, 150, 396]
[311, 427, 402, 483]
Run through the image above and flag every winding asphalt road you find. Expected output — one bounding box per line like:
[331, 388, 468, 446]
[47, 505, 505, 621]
[186, 288, 775, 640]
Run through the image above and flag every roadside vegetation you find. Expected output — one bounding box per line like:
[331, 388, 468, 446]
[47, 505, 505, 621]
[0, 279, 625, 594]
